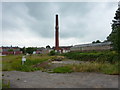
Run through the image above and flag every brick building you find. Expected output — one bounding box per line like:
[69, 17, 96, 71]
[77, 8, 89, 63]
[0, 46, 22, 55]
[34, 47, 52, 54]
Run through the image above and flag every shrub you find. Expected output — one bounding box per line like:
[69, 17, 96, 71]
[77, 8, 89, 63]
[49, 50, 56, 56]
[63, 51, 118, 63]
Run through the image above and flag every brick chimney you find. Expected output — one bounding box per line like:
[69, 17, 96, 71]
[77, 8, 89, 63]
[55, 14, 60, 52]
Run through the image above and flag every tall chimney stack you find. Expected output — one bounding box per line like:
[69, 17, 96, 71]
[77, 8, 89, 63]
[55, 14, 59, 51]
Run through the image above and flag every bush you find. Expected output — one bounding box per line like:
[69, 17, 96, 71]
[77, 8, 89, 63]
[49, 50, 56, 56]
[63, 51, 118, 63]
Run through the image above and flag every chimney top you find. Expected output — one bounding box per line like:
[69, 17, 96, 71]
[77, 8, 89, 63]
[118, 1, 120, 8]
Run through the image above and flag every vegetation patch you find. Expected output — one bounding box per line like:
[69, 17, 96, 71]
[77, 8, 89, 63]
[2, 79, 10, 88]
[62, 51, 119, 63]
[65, 62, 119, 75]
[61, 51, 119, 75]
[2, 55, 51, 72]
[2, 51, 119, 75]
[52, 66, 73, 73]
[14, 65, 41, 72]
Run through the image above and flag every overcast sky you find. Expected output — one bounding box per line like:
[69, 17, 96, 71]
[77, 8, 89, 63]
[2, 2, 118, 47]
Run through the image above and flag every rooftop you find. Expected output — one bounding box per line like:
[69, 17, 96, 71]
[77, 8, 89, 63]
[73, 42, 111, 48]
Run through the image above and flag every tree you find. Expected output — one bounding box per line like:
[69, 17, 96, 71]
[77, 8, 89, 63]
[49, 50, 56, 56]
[26, 47, 37, 54]
[8, 49, 13, 52]
[96, 40, 101, 43]
[92, 40, 101, 43]
[20, 47, 26, 54]
[92, 41, 96, 44]
[46, 45, 51, 49]
[107, 2, 120, 53]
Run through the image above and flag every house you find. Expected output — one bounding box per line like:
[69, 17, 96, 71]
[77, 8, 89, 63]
[53, 46, 73, 53]
[34, 47, 53, 54]
[60, 46, 73, 53]
[1, 46, 22, 55]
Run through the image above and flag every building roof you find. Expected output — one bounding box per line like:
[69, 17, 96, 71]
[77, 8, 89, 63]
[52, 46, 73, 49]
[60, 46, 73, 48]
[1, 46, 20, 49]
[73, 42, 111, 48]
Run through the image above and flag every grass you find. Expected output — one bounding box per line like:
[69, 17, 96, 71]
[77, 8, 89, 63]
[51, 62, 119, 75]
[2, 55, 22, 71]
[60, 51, 119, 75]
[2, 79, 10, 88]
[69, 62, 119, 75]
[2, 54, 51, 72]
[52, 51, 119, 75]
[2, 51, 119, 75]
[52, 66, 73, 73]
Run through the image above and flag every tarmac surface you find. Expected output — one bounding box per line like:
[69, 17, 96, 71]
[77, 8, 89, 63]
[2, 71, 119, 88]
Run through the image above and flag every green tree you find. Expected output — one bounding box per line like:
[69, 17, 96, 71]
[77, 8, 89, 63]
[26, 47, 37, 54]
[20, 47, 26, 54]
[8, 49, 13, 52]
[107, 2, 120, 53]
[96, 40, 101, 43]
[92, 41, 96, 44]
[49, 50, 56, 56]
[46, 45, 51, 49]
[92, 40, 101, 43]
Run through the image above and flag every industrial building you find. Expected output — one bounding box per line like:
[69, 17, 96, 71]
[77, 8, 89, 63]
[70, 42, 112, 52]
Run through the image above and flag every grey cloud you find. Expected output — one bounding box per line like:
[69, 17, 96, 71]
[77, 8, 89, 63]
[2, 2, 36, 31]
[2, 2, 117, 42]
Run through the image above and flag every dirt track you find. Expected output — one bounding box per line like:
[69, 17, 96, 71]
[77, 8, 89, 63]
[2, 71, 118, 88]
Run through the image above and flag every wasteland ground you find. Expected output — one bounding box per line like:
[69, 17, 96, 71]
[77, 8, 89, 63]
[2, 60, 119, 88]
[2, 52, 119, 88]
[2, 71, 118, 88]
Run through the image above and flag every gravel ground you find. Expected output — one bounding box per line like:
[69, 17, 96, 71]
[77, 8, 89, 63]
[51, 60, 85, 64]
[2, 71, 118, 88]
[48, 60, 87, 69]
